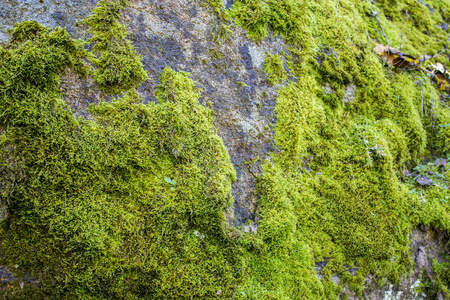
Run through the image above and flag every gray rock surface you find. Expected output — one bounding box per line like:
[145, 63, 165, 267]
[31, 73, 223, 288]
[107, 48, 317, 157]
[0, 0, 98, 41]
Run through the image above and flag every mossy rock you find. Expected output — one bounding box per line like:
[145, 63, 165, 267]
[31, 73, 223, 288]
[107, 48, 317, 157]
[1, 0, 450, 298]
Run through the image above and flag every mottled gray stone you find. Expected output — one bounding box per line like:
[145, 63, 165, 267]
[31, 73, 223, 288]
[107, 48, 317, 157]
[242, 223, 258, 233]
[0, 0, 99, 42]
[247, 44, 267, 69]
[323, 82, 334, 95]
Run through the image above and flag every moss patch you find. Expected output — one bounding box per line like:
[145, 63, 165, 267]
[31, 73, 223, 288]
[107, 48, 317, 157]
[0, 4, 240, 298]
[83, 0, 147, 94]
[420, 258, 450, 298]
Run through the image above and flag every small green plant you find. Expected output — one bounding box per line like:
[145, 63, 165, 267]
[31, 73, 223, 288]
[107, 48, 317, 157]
[209, 48, 223, 60]
[164, 177, 177, 190]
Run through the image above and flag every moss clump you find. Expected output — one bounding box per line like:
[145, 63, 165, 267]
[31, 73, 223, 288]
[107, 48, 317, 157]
[257, 65, 415, 296]
[230, 0, 312, 46]
[273, 74, 325, 163]
[83, 0, 147, 94]
[211, 23, 233, 45]
[236, 162, 324, 299]
[204, 0, 227, 18]
[0, 11, 240, 299]
[264, 53, 289, 85]
[403, 161, 450, 229]
[370, 0, 450, 58]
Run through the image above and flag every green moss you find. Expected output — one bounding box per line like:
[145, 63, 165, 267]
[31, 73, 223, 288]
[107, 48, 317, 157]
[209, 48, 223, 59]
[437, 124, 450, 157]
[211, 23, 233, 45]
[264, 53, 288, 85]
[203, 0, 230, 20]
[370, 0, 450, 57]
[230, 0, 313, 46]
[273, 74, 325, 163]
[263, 66, 416, 295]
[83, 0, 147, 94]
[227, 0, 450, 297]
[236, 162, 324, 299]
[237, 81, 249, 88]
[0, 16, 241, 298]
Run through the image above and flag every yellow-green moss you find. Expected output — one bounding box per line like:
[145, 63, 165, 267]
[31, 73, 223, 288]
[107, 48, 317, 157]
[0, 12, 240, 299]
[437, 125, 450, 156]
[83, 0, 148, 94]
[230, 0, 313, 46]
[420, 258, 450, 298]
[264, 53, 289, 85]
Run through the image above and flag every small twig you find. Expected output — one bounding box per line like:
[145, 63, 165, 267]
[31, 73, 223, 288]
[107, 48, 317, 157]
[406, 11, 414, 34]
[375, 30, 383, 45]
[336, 0, 340, 17]
[400, 11, 414, 51]
[420, 85, 424, 116]
[372, 9, 390, 46]
[426, 47, 447, 61]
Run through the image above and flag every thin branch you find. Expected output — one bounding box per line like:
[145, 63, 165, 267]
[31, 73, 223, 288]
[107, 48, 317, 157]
[420, 85, 424, 117]
[372, 9, 390, 46]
